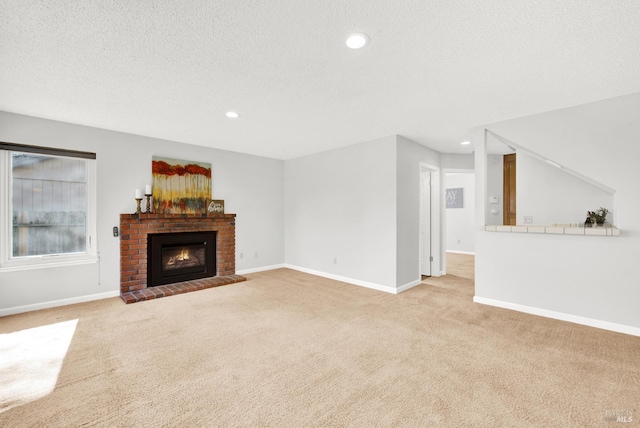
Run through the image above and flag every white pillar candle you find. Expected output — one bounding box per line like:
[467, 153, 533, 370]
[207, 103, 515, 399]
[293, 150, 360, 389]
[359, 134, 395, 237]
[135, 189, 142, 199]
[145, 184, 152, 195]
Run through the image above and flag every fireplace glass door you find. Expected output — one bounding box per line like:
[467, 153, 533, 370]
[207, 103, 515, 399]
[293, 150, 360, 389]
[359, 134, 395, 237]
[148, 231, 216, 286]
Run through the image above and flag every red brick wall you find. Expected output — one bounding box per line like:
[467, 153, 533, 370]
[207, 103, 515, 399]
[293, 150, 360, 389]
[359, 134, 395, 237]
[119, 213, 236, 293]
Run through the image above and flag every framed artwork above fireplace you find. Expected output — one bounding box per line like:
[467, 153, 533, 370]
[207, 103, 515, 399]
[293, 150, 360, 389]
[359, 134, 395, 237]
[151, 156, 212, 214]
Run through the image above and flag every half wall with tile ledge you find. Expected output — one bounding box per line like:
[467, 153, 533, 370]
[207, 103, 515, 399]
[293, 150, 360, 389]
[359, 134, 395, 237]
[485, 224, 621, 236]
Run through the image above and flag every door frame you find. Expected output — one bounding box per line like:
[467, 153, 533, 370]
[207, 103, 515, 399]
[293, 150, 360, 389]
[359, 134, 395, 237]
[419, 168, 432, 276]
[419, 163, 441, 278]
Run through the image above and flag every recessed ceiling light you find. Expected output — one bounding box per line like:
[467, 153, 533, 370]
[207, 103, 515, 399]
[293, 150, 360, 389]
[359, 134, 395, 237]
[225, 111, 239, 118]
[346, 33, 369, 49]
[460, 141, 471, 145]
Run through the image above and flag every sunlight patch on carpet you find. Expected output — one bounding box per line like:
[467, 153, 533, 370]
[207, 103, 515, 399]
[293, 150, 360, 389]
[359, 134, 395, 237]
[0, 319, 78, 413]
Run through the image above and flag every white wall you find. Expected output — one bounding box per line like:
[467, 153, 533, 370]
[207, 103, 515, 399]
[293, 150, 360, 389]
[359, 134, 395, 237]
[445, 173, 475, 253]
[441, 153, 474, 170]
[517, 152, 614, 225]
[1, 113, 448, 310]
[486, 154, 504, 225]
[475, 92, 640, 333]
[0, 111, 284, 314]
[284, 135, 442, 291]
[284, 136, 398, 291]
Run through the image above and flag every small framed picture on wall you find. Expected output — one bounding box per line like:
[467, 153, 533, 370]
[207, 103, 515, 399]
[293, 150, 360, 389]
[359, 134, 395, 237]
[446, 188, 463, 209]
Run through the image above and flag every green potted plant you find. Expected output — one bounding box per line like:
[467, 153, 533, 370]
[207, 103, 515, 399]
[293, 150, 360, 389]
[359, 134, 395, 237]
[587, 207, 609, 226]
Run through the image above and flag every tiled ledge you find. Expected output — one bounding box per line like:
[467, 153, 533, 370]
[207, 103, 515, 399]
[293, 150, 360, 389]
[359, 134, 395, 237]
[484, 225, 621, 236]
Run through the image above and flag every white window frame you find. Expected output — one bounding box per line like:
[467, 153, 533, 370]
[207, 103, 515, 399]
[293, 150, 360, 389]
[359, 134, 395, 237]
[0, 148, 98, 272]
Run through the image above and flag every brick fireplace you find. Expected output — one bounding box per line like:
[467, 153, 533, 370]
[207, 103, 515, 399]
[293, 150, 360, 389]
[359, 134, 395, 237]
[119, 213, 246, 303]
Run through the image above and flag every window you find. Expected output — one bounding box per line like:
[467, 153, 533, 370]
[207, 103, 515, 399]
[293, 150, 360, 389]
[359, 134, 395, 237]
[0, 142, 97, 270]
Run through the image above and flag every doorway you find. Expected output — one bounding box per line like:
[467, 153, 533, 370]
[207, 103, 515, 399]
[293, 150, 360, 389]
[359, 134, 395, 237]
[418, 163, 441, 279]
[420, 169, 432, 276]
[444, 171, 475, 252]
[443, 170, 475, 280]
[503, 153, 516, 225]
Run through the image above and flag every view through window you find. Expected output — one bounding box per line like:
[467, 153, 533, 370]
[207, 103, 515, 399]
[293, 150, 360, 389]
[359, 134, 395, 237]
[11, 152, 88, 257]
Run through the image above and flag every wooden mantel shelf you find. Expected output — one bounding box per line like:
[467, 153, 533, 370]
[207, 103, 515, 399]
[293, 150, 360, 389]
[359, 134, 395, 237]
[120, 212, 236, 220]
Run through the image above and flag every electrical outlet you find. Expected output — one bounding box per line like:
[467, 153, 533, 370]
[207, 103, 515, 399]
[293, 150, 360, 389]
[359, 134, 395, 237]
[239, 253, 243, 259]
[254, 252, 258, 258]
[523, 216, 533, 224]
[333, 258, 337, 265]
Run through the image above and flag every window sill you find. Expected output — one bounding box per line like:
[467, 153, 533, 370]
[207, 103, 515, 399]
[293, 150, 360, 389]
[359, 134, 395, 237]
[0, 256, 99, 273]
[484, 225, 621, 236]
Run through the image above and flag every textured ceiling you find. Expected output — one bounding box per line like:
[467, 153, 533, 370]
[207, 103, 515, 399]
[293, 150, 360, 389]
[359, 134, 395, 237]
[1, 1, 639, 160]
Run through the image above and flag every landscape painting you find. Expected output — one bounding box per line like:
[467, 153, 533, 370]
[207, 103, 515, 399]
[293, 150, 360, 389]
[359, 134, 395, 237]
[152, 156, 212, 214]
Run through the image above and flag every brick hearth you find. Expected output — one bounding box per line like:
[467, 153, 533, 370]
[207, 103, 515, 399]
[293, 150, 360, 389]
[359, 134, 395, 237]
[119, 213, 246, 303]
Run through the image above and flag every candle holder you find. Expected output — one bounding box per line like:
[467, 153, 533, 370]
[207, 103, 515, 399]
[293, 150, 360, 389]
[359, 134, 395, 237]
[135, 198, 143, 215]
[145, 193, 152, 213]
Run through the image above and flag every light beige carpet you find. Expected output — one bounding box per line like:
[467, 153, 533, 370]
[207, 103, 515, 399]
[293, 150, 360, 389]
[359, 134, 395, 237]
[1, 268, 638, 427]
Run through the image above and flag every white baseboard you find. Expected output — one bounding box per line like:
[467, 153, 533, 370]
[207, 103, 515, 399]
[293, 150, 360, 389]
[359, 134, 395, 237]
[0, 291, 121, 317]
[236, 264, 285, 275]
[397, 279, 422, 293]
[473, 296, 640, 337]
[446, 250, 475, 255]
[284, 264, 400, 294]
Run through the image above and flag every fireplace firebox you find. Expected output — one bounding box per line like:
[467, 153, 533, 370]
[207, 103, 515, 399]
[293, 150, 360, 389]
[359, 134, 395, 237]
[148, 231, 216, 287]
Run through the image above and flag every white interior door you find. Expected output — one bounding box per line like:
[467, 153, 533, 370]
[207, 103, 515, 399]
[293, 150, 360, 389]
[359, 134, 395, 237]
[420, 170, 432, 276]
